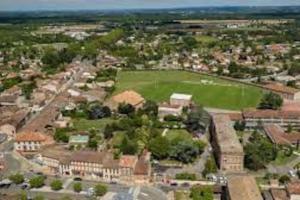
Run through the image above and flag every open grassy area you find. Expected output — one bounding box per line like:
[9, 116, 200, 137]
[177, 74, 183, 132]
[115, 71, 262, 110]
[195, 35, 218, 44]
[165, 129, 193, 142]
[175, 191, 191, 200]
[72, 118, 116, 132]
[270, 151, 298, 166]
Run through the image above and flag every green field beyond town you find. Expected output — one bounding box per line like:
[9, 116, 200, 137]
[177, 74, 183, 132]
[115, 70, 263, 110]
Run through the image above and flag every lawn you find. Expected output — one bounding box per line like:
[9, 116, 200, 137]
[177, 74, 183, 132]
[175, 191, 191, 200]
[165, 129, 193, 142]
[195, 35, 218, 44]
[115, 71, 262, 110]
[270, 151, 297, 166]
[72, 118, 116, 132]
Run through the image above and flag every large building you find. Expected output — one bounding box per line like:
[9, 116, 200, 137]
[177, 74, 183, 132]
[227, 175, 263, 200]
[264, 83, 300, 101]
[242, 109, 300, 130]
[210, 114, 244, 172]
[14, 132, 54, 152]
[39, 147, 151, 183]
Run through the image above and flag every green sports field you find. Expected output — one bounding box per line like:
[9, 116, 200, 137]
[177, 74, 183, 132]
[115, 70, 263, 110]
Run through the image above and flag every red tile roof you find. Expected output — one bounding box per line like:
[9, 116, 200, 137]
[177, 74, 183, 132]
[287, 181, 300, 195]
[264, 83, 299, 95]
[15, 132, 50, 142]
[119, 155, 138, 168]
[263, 124, 291, 145]
[112, 90, 145, 107]
[243, 109, 300, 119]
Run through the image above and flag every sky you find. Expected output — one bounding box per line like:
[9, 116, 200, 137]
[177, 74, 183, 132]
[1, 0, 300, 11]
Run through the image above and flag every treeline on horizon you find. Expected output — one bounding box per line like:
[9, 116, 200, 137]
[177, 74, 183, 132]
[1, 6, 300, 24]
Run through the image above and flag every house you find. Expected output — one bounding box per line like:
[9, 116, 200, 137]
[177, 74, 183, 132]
[264, 83, 300, 101]
[14, 132, 54, 152]
[227, 175, 263, 200]
[210, 114, 244, 172]
[133, 150, 151, 184]
[110, 90, 145, 109]
[158, 103, 183, 119]
[242, 108, 300, 130]
[68, 135, 89, 148]
[170, 93, 192, 107]
[287, 181, 300, 200]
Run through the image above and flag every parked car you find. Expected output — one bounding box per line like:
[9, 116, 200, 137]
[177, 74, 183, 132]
[73, 177, 82, 181]
[181, 182, 190, 187]
[20, 183, 30, 190]
[170, 182, 178, 187]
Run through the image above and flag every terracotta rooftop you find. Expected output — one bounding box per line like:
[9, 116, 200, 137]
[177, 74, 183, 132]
[111, 90, 145, 107]
[227, 175, 263, 200]
[71, 151, 106, 164]
[270, 189, 288, 200]
[263, 124, 291, 145]
[40, 145, 72, 164]
[134, 151, 150, 176]
[119, 155, 138, 168]
[15, 131, 51, 142]
[243, 108, 300, 119]
[287, 181, 300, 195]
[263, 124, 300, 145]
[211, 114, 243, 154]
[264, 83, 299, 95]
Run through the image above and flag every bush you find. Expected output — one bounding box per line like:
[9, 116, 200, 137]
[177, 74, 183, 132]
[202, 157, 217, 177]
[279, 175, 291, 185]
[94, 184, 107, 197]
[50, 179, 63, 191]
[164, 115, 182, 122]
[9, 173, 24, 184]
[175, 173, 196, 181]
[29, 176, 45, 188]
[73, 182, 82, 193]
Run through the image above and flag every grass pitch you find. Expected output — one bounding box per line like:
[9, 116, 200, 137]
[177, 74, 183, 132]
[115, 70, 262, 110]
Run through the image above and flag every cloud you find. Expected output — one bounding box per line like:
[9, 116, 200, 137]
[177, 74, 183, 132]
[1, 0, 300, 11]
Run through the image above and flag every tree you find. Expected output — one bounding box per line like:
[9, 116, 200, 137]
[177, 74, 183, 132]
[73, 182, 82, 193]
[149, 136, 170, 160]
[54, 130, 69, 143]
[202, 157, 217, 177]
[259, 92, 283, 110]
[279, 175, 291, 185]
[234, 121, 246, 131]
[88, 139, 98, 150]
[89, 105, 111, 119]
[50, 179, 63, 191]
[118, 103, 135, 115]
[170, 141, 199, 163]
[142, 100, 158, 117]
[9, 173, 24, 184]
[185, 106, 209, 134]
[190, 185, 213, 200]
[94, 184, 107, 197]
[29, 176, 45, 188]
[104, 124, 114, 139]
[119, 136, 138, 155]
[244, 132, 278, 170]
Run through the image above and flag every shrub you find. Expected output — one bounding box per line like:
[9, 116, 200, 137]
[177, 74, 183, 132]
[50, 179, 63, 191]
